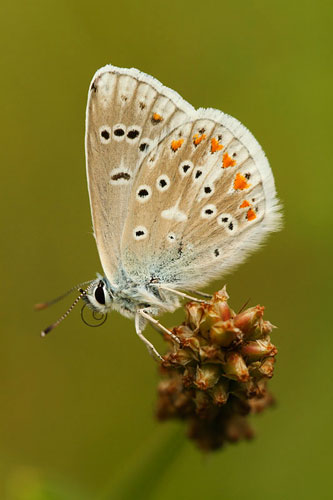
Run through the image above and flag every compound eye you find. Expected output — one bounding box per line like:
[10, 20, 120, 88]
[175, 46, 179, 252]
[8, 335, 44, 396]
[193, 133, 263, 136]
[94, 283, 105, 305]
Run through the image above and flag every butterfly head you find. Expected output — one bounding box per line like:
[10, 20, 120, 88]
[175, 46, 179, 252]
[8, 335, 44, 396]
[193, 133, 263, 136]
[84, 277, 114, 314]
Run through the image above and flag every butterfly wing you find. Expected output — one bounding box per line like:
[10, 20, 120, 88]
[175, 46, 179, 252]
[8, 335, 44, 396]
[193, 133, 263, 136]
[85, 65, 195, 281]
[120, 109, 281, 289]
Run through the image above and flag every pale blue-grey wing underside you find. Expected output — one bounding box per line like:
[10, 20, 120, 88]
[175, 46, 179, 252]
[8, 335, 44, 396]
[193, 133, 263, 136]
[85, 65, 195, 282]
[120, 109, 281, 289]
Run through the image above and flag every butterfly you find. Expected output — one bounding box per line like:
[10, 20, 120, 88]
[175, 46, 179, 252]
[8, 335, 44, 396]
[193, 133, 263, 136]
[38, 64, 281, 360]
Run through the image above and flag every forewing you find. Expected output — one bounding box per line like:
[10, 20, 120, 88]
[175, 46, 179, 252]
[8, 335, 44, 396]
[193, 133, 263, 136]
[85, 65, 195, 281]
[120, 109, 281, 288]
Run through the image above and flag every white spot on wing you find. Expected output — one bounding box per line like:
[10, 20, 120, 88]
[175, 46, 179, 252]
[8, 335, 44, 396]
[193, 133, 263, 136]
[97, 72, 117, 104]
[134, 83, 157, 112]
[118, 75, 137, 105]
[153, 95, 176, 121]
[161, 198, 187, 222]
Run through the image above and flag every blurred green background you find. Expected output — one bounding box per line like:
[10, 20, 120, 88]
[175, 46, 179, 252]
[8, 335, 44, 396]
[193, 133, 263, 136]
[1, 0, 332, 498]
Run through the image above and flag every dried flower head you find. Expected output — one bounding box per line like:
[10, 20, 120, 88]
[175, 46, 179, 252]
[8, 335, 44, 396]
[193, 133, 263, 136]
[156, 287, 277, 451]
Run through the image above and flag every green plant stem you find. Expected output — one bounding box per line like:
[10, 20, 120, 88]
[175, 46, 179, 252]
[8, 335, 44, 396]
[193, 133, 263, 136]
[99, 425, 185, 500]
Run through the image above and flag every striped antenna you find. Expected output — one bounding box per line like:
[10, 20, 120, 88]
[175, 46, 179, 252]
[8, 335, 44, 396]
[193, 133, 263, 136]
[34, 280, 93, 311]
[40, 284, 93, 337]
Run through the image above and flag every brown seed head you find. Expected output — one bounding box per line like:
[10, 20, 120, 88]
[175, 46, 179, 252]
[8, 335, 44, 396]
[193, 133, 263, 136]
[156, 287, 278, 451]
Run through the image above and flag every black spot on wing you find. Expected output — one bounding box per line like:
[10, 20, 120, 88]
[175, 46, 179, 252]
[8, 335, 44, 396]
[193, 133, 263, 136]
[114, 128, 125, 137]
[101, 129, 110, 140]
[127, 129, 140, 139]
[111, 172, 131, 181]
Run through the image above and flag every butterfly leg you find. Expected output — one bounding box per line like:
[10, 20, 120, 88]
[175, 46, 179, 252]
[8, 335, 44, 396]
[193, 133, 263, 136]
[135, 312, 163, 361]
[155, 285, 208, 304]
[139, 310, 181, 345]
[185, 289, 213, 299]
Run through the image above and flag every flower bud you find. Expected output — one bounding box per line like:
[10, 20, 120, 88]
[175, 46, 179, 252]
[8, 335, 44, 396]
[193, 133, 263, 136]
[185, 302, 205, 330]
[195, 364, 221, 390]
[199, 345, 225, 363]
[173, 325, 195, 341]
[162, 347, 195, 367]
[223, 353, 250, 382]
[212, 285, 229, 302]
[258, 356, 275, 378]
[240, 339, 277, 361]
[181, 335, 201, 352]
[233, 305, 265, 335]
[210, 320, 243, 347]
[250, 319, 276, 340]
[199, 307, 221, 339]
[211, 379, 229, 405]
[212, 297, 235, 321]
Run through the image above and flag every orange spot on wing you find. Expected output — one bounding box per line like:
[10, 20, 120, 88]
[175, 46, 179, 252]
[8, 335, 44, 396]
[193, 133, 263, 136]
[171, 139, 184, 151]
[223, 152, 236, 168]
[246, 208, 257, 221]
[240, 200, 251, 208]
[193, 133, 206, 146]
[234, 173, 251, 190]
[152, 112, 163, 122]
[211, 137, 223, 153]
